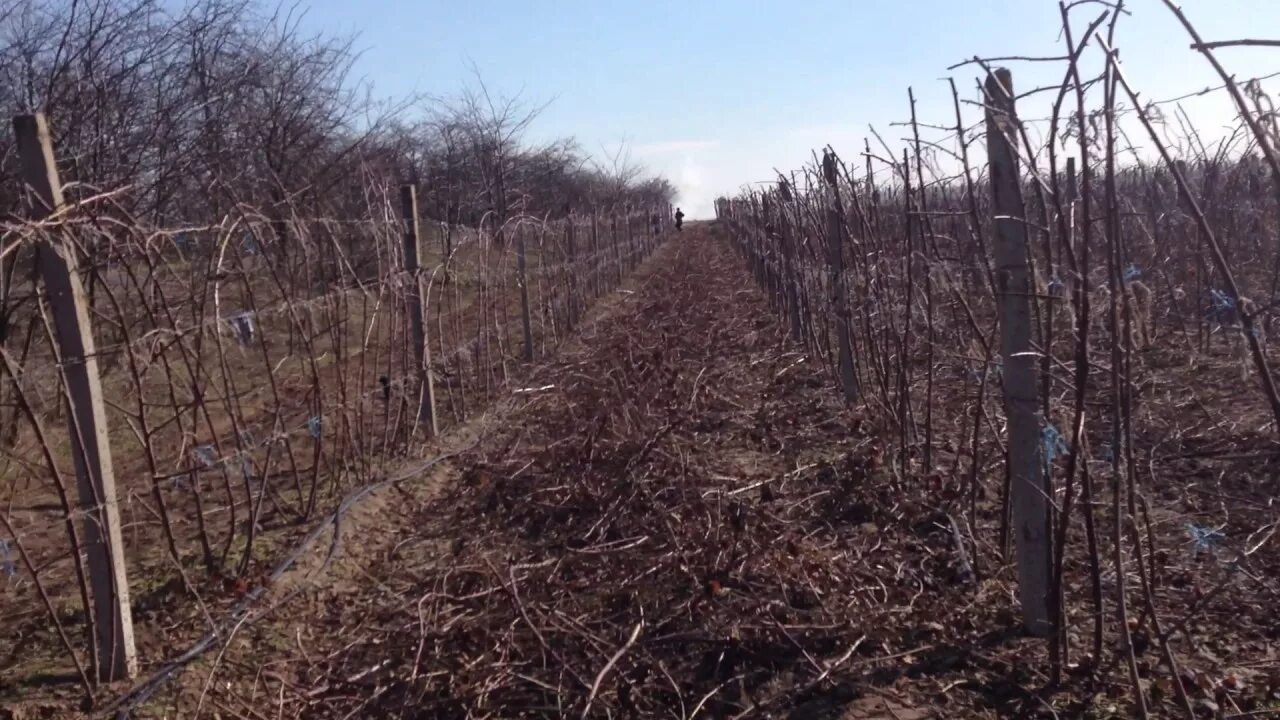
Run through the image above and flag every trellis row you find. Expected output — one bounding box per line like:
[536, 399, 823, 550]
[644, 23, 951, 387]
[0, 111, 673, 687]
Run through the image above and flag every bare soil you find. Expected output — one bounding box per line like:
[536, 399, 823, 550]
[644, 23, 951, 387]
[11, 223, 1279, 718]
[131, 225, 958, 718]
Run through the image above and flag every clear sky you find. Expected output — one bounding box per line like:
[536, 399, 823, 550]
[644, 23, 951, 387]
[288, 0, 1280, 217]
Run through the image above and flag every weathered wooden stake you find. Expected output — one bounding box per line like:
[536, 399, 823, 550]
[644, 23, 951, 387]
[400, 184, 438, 437]
[612, 214, 622, 284]
[13, 113, 137, 681]
[590, 211, 601, 298]
[565, 215, 579, 329]
[625, 211, 635, 270]
[515, 222, 534, 362]
[822, 153, 859, 405]
[778, 185, 804, 343]
[984, 69, 1051, 637]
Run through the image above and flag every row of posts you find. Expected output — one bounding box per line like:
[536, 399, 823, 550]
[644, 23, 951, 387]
[10, 111, 672, 684]
[720, 69, 1051, 638]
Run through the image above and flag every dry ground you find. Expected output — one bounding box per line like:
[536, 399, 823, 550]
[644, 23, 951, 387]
[0, 223, 619, 711]
[114, 225, 965, 719]
[7, 223, 1278, 719]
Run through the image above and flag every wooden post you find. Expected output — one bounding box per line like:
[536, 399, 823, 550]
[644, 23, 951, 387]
[515, 223, 534, 362]
[590, 211, 601, 298]
[612, 214, 622, 285]
[778, 191, 803, 343]
[748, 200, 760, 283]
[400, 184, 438, 437]
[749, 206, 762, 286]
[822, 153, 859, 405]
[768, 232, 783, 311]
[762, 195, 781, 310]
[625, 210, 635, 271]
[825, 203, 858, 404]
[13, 113, 137, 681]
[565, 215, 579, 329]
[985, 69, 1051, 637]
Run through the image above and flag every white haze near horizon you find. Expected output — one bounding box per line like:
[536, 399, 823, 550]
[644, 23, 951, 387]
[631, 38, 1279, 220]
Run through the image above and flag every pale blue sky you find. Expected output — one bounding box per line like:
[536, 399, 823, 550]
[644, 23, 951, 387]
[289, 0, 1280, 216]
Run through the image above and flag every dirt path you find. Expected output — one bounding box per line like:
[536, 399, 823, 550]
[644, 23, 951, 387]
[139, 225, 1002, 719]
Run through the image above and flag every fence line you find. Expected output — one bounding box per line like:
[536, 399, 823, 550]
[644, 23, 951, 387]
[0, 115, 672, 688]
[717, 6, 1280, 709]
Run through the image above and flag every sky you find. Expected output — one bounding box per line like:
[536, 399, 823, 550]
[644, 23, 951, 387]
[285, 0, 1280, 217]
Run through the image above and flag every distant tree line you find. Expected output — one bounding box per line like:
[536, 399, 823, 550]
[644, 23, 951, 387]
[0, 0, 676, 227]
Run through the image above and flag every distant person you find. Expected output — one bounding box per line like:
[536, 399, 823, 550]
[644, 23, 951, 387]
[650, 212, 661, 236]
[674, 207, 685, 232]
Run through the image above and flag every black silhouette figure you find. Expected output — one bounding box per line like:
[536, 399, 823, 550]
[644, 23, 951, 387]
[674, 207, 685, 232]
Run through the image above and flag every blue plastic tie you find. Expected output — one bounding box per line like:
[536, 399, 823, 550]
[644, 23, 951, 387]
[308, 416, 323, 439]
[966, 360, 1003, 382]
[0, 538, 16, 580]
[1186, 523, 1224, 553]
[193, 445, 217, 468]
[1123, 264, 1142, 282]
[232, 312, 256, 346]
[1041, 422, 1070, 467]
[1208, 288, 1235, 319]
